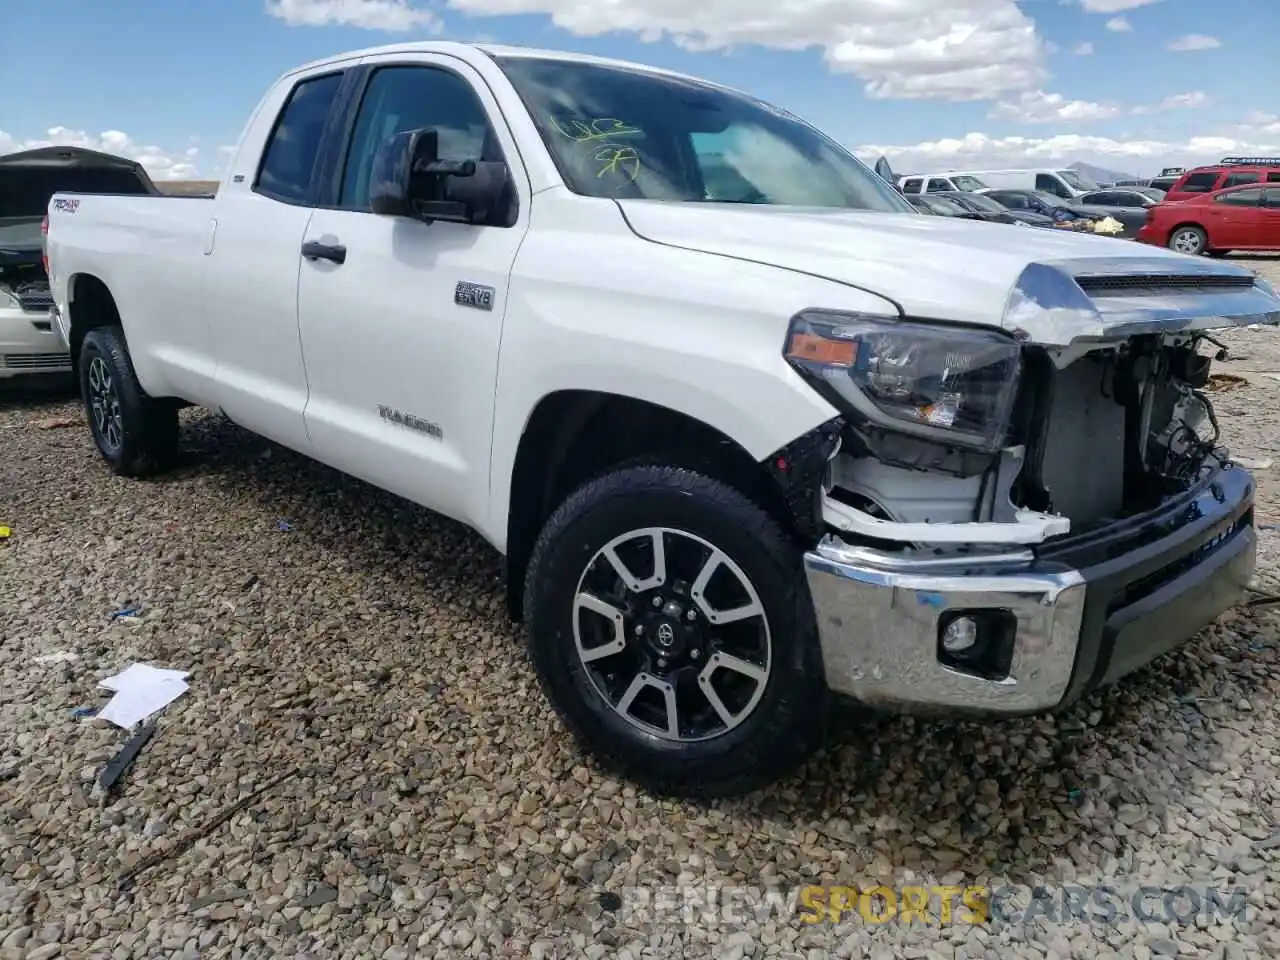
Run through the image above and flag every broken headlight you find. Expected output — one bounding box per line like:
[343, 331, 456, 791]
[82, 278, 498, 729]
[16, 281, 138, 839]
[784, 311, 1022, 453]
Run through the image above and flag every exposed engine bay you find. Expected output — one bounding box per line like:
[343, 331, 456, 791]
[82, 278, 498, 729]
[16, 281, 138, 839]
[0, 257, 52, 312]
[821, 332, 1231, 549]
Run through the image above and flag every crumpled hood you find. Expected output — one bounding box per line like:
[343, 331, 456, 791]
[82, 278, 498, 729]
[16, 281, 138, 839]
[617, 201, 1280, 346]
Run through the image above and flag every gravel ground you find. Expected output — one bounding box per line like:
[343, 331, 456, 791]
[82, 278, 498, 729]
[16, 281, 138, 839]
[3, 257, 1280, 960]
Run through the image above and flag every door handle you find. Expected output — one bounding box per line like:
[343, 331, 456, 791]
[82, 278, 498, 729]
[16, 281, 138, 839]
[301, 239, 347, 265]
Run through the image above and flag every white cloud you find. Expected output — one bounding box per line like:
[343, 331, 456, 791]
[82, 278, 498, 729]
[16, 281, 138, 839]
[271, 0, 1048, 101]
[0, 127, 231, 181]
[1105, 16, 1131, 31]
[1155, 91, 1210, 111]
[453, 0, 1048, 100]
[265, 0, 439, 30]
[1071, 41, 1094, 55]
[990, 90, 1120, 124]
[853, 131, 1280, 177]
[1167, 34, 1220, 52]
[992, 88, 1211, 124]
[1078, 0, 1161, 11]
[1243, 112, 1280, 137]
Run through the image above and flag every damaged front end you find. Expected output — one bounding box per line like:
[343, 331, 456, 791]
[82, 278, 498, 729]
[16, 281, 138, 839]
[777, 257, 1278, 715]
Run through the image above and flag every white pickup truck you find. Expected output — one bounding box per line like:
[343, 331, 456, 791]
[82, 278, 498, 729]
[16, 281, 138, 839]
[46, 42, 1280, 797]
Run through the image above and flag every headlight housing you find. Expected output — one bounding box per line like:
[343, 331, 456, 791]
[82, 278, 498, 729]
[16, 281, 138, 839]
[784, 311, 1022, 454]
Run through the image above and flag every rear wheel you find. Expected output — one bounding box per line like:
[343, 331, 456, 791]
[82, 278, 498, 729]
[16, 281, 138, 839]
[524, 464, 829, 797]
[1169, 225, 1207, 256]
[79, 326, 178, 477]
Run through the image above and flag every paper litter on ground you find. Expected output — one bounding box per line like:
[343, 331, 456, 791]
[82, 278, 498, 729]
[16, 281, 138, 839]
[96, 663, 191, 728]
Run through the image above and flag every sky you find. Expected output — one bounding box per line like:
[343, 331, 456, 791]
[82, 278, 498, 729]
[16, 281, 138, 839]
[1, 0, 1277, 181]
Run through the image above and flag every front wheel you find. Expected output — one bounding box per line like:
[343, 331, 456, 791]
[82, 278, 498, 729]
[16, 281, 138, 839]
[79, 326, 178, 477]
[524, 464, 829, 798]
[1168, 225, 1207, 256]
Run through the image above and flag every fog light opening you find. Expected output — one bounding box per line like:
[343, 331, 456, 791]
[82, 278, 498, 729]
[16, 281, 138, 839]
[937, 608, 1018, 681]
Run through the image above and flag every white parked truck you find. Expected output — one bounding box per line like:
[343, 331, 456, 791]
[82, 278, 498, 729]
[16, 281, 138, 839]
[45, 42, 1279, 797]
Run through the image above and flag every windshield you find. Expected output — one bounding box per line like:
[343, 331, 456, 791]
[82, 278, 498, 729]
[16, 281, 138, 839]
[1056, 169, 1096, 191]
[950, 175, 987, 191]
[494, 56, 913, 212]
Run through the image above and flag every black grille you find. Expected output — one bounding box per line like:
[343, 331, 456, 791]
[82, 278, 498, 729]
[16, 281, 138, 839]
[1076, 274, 1255, 296]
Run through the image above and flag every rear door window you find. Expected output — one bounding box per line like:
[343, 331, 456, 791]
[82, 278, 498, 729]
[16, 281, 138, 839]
[255, 72, 344, 205]
[1180, 171, 1221, 193]
[1222, 172, 1262, 188]
[1215, 188, 1263, 206]
[927, 178, 951, 192]
[902, 178, 923, 193]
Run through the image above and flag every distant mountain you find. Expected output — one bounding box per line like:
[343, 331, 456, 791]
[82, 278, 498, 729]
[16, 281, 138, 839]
[1069, 161, 1141, 184]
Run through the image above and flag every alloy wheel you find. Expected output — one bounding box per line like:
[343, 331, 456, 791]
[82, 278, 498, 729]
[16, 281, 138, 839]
[1171, 229, 1204, 255]
[87, 355, 123, 451]
[572, 526, 772, 742]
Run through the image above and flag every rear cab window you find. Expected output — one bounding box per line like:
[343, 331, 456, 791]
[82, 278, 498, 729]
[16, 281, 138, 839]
[254, 72, 344, 205]
[902, 178, 923, 193]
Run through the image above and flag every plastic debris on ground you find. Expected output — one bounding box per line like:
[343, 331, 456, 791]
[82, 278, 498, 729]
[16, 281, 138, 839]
[0, 526, 10, 539]
[277, 519, 292, 532]
[96, 663, 191, 729]
[109, 606, 142, 620]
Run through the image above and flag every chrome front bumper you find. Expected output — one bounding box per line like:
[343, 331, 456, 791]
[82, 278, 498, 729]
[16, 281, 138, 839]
[804, 464, 1257, 714]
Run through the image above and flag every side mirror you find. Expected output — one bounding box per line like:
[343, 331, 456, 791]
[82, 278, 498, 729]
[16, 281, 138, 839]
[369, 127, 510, 226]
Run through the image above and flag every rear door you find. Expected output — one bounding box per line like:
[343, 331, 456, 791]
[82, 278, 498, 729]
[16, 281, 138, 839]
[208, 67, 348, 450]
[1206, 187, 1264, 248]
[1259, 188, 1280, 249]
[296, 53, 530, 527]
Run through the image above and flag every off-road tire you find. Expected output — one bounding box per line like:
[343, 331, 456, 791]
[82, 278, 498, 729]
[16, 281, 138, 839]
[523, 464, 829, 798]
[79, 326, 178, 477]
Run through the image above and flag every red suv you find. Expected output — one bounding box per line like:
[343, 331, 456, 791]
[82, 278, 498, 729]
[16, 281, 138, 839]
[1136, 183, 1280, 256]
[1164, 157, 1280, 202]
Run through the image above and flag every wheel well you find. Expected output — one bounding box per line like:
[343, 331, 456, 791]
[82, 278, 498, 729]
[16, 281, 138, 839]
[1170, 221, 1206, 238]
[66, 274, 121, 373]
[503, 391, 797, 620]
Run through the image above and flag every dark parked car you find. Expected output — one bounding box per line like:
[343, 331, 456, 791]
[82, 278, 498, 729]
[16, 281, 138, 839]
[979, 188, 1082, 221]
[906, 193, 976, 217]
[1079, 188, 1161, 208]
[981, 187, 1148, 237]
[933, 190, 1055, 227]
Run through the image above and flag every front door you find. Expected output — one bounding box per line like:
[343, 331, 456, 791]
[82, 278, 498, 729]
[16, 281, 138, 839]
[297, 55, 530, 528]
